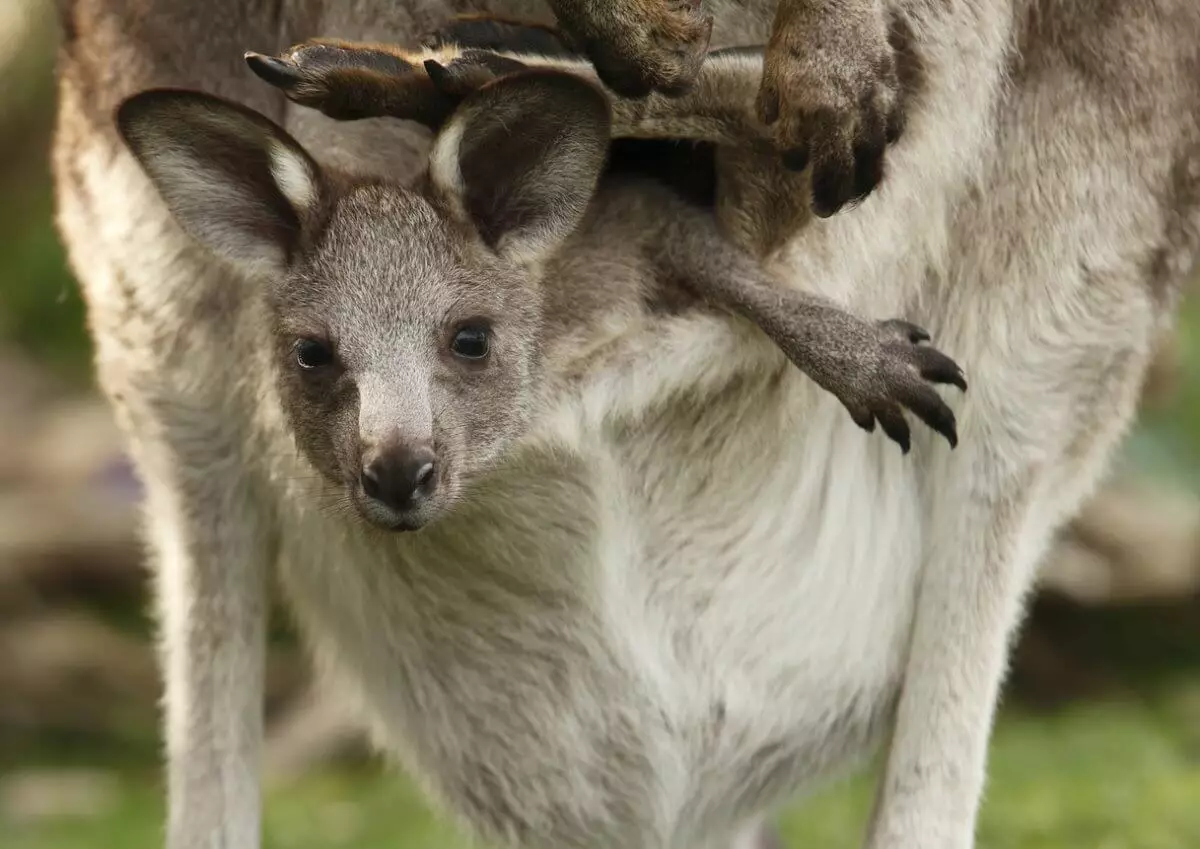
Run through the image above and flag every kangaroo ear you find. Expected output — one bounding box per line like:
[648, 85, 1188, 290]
[116, 89, 324, 278]
[428, 70, 611, 267]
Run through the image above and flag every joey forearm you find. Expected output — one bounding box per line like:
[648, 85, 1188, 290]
[660, 218, 964, 451]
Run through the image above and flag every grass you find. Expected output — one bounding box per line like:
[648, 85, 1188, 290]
[6, 686, 1200, 849]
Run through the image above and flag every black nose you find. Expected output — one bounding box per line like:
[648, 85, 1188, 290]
[360, 443, 437, 511]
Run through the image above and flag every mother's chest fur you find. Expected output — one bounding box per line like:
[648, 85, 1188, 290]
[272, 348, 927, 846]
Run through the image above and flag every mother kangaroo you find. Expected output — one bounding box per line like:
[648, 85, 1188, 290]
[53, 1, 1200, 849]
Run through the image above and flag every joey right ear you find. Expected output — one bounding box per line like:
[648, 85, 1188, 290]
[116, 89, 324, 278]
[429, 70, 611, 267]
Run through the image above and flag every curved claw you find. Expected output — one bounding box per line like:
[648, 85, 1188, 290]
[907, 325, 931, 344]
[848, 405, 877, 433]
[876, 405, 912, 454]
[244, 52, 302, 90]
[901, 383, 959, 449]
[914, 346, 968, 392]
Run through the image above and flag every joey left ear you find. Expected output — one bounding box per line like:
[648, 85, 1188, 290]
[116, 89, 324, 278]
[428, 70, 611, 266]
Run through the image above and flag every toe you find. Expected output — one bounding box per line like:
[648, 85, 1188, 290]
[245, 53, 303, 91]
[916, 347, 968, 392]
[901, 382, 959, 448]
[848, 405, 878, 433]
[876, 405, 912, 453]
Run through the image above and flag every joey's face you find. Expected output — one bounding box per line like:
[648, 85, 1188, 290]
[116, 71, 609, 532]
[274, 187, 544, 531]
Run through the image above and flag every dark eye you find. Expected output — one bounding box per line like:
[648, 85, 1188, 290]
[450, 326, 490, 360]
[295, 338, 333, 370]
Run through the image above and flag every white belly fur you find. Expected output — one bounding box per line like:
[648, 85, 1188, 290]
[274, 312, 926, 848]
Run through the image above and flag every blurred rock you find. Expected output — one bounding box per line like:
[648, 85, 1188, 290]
[0, 768, 120, 825]
[0, 351, 141, 614]
[1040, 475, 1200, 604]
[0, 0, 56, 129]
[265, 682, 369, 783]
[0, 612, 158, 742]
[0, 609, 311, 753]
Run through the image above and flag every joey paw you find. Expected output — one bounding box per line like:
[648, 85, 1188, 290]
[244, 41, 527, 125]
[245, 41, 432, 120]
[841, 319, 967, 453]
[756, 3, 904, 217]
[553, 0, 713, 98]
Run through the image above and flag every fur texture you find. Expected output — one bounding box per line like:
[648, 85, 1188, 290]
[51, 2, 1200, 849]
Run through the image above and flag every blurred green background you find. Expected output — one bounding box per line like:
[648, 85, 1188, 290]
[1, 3, 1199, 848]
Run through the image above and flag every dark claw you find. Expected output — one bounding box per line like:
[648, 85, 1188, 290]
[781, 144, 810, 173]
[423, 59, 452, 91]
[849, 406, 877, 433]
[876, 406, 912, 453]
[849, 101, 888, 203]
[245, 52, 301, 90]
[915, 346, 968, 392]
[902, 383, 959, 448]
[851, 145, 885, 204]
[811, 156, 856, 218]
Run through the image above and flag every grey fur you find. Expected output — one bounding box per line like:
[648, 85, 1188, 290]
[51, 2, 1200, 849]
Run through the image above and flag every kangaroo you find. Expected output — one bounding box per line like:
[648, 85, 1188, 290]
[53, 2, 1200, 849]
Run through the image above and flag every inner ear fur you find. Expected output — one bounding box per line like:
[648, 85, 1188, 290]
[116, 88, 325, 275]
[429, 69, 613, 265]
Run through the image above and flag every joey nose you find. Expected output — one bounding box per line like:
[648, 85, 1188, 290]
[360, 443, 437, 512]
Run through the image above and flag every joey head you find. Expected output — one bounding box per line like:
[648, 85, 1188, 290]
[116, 74, 610, 531]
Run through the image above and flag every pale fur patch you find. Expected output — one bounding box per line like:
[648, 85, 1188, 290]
[267, 140, 318, 213]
